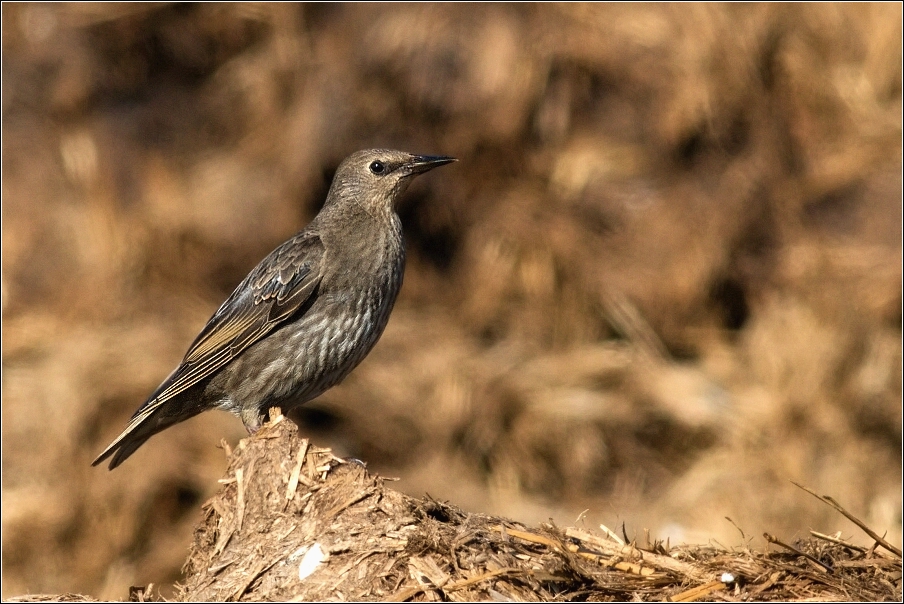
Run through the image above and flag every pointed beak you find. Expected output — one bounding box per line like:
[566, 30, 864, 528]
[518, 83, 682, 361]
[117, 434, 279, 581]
[404, 155, 457, 176]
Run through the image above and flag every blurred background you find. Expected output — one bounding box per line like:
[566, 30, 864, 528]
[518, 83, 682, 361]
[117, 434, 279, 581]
[2, 3, 901, 599]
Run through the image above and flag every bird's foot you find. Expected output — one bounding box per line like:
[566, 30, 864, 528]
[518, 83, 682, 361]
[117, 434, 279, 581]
[243, 406, 287, 435]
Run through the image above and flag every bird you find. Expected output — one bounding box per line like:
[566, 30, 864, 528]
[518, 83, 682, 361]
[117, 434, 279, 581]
[93, 149, 456, 470]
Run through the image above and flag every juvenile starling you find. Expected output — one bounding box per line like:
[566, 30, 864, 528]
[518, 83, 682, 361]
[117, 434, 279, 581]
[93, 149, 455, 470]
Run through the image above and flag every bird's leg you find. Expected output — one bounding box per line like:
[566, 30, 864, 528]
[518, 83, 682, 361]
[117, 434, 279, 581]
[240, 406, 264, 434]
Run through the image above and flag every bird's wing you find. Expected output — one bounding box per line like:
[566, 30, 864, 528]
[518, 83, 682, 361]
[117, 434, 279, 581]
[151, 232, 326, 405]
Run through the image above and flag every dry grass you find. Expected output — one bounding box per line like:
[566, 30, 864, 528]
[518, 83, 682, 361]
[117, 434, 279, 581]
[175, 417, 900, 602]
[2, 3, 901, 600]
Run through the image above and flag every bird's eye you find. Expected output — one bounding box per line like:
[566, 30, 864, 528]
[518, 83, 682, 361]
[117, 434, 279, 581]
[369, 161, 386, 175]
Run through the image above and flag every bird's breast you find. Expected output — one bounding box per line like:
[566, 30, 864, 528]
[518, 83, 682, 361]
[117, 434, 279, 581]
[257, 235, 402, 400]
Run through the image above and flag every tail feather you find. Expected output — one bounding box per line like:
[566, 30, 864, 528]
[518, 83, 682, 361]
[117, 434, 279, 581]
[92, 399, 195, 470]
[93, 431, 156, 470]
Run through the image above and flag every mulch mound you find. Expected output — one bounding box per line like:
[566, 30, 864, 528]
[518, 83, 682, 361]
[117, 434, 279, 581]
[174, 415, 901, 602]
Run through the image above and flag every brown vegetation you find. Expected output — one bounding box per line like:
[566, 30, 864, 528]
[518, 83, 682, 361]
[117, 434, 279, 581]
[179, 416, 903, 602]
[2, 3, 901, 600]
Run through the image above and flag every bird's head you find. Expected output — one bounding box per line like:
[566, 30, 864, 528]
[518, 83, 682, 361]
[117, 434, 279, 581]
[326, 149, 456, 215]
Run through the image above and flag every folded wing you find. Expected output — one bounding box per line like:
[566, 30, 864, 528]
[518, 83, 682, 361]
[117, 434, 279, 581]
[92, 233, 325, 468]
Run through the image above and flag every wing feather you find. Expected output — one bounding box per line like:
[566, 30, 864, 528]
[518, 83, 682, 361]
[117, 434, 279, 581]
[150, 233, 325, 404]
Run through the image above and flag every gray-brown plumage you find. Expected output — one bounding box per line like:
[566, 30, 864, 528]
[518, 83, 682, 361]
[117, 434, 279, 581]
[93, 149, 455, 470]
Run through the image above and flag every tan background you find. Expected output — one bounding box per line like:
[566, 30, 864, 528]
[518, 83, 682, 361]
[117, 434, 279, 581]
[2, 3, 901, 600]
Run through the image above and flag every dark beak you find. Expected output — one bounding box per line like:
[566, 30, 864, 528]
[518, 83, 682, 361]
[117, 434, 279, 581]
[404, 155, 457, 175]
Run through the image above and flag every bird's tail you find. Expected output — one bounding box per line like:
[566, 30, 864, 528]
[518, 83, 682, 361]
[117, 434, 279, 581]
[91, 399, 196, 470]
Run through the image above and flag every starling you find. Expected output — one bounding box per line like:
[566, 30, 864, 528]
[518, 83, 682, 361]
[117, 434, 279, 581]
[93, 149, 455, 469]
